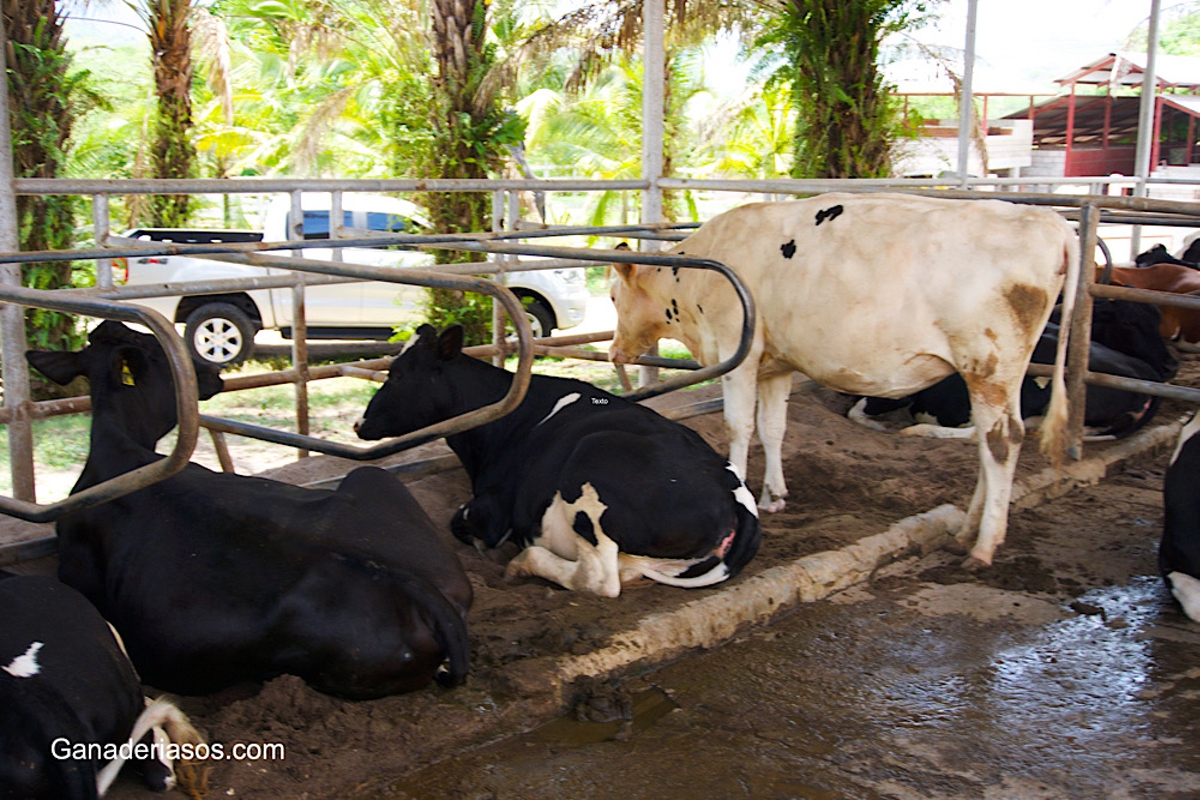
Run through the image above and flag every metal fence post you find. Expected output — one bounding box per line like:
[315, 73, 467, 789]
[0, 16, 35, 502]
[1065, 203, 1098, 460]
[289, 189, 310, 458]
[492, 189, 506, 367]
[92, 193, 112, 289]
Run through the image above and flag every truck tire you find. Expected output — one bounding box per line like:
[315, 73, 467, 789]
[523, 299, 555, 340]
[184, 303, 257, 366]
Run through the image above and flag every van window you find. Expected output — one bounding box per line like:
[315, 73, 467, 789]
[298, 210, 419, 240]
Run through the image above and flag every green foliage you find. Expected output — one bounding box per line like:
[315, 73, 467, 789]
[6, 4, 97, 367]
[1125, 4, 1200, 56]
[759, 0, 929, 179]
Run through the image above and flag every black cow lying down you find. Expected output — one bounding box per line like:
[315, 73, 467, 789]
[1135, 241, 1200, 269]
[1161, 411, 1200, 622]
[849, 317, 1165, 441]
[0, 572, 204, 799]
[354, 325, 761, 598]
[27, 322, 471, 700]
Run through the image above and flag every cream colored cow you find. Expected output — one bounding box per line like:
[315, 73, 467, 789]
[610, 193, 1079, 566]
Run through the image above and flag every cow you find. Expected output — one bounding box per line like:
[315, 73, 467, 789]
[0, 571, 205, 799]
[26, 321, 471, 700]
[848, 322, 1162, 440]
[851, 295, 1176, 439]
[1052, 297, 1178, 382]
[353, 324, 761, 598]
[609, 193, 1079, 566]
[1128, 242, 1195, 271]
[1134, 239, 1200, 269]
[1106, 264, 1200, 352]
[1161, 411, 1200, 622]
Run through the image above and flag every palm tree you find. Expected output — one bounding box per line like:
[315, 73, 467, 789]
[3, 0, 90, 368]
[133, 0, 198, 225]
[753, 0, 934, 179]
[505, 0, 755, 220]
[695, 79, 795, 179]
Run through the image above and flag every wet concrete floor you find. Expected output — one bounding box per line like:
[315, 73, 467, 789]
[363, 459, 1200, 800]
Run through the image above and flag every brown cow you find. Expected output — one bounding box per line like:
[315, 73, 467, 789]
[1106, 264, 1200, 352]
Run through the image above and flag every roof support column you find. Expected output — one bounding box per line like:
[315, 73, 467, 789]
[642, 0, 664, 238]
[1152, 96, 1164, 169]
[1187, 115, 1195, 165]
[1103, 95, 1112, 150]
[1132, 0, 1162, 255]
[639, 0, 665, 388]
[0, 14, 35, 502]
[955, 0, 978, 186]
[1065, 86, 1077, 176]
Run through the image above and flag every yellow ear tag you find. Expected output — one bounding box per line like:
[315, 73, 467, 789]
[121, 360, 136, 386]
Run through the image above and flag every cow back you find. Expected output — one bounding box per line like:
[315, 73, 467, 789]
[646, 193, 1074, 398]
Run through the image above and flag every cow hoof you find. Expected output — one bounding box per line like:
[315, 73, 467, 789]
[758, 498, 787, 514]
[943, 538, 970, 557]
[960, 554, 992, 572]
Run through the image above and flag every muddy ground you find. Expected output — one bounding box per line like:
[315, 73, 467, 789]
[13, 361, 1197, 799]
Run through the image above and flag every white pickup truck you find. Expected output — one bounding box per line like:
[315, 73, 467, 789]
[116, 193, 591, 365]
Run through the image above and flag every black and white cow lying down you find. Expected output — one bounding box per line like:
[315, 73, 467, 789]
[354, 325, 762, 598]
[26, 321, 471, 700]
[1161, 411, 1200, 622]
[0, 571, 204, 799]
[848, 321, 1164, 440]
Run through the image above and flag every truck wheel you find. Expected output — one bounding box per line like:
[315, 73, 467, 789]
[184, 303, 257, 366]
[523, 299, 555, 340]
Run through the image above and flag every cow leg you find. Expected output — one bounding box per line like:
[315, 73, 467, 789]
[504, 485, 623, 597]
[756, 370, 792, 512]
[960, 387, 1025, 566]
[722, 361, 759, 487]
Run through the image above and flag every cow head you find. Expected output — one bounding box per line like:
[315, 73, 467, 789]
[609, 244, 670, 364]
[354, 324, 465, 441]
[26, 321, 224, 448]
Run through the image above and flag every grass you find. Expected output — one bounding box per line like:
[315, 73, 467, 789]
[0, 340, 708, 500]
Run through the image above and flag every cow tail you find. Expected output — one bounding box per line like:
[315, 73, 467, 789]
[402, 574, 471, 689]
[723, 501, 763, 580]
[95, 697, 208, 799]
[1039, 228, 1081, 465]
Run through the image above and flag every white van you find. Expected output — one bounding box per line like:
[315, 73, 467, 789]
[118, 193, 590, 364]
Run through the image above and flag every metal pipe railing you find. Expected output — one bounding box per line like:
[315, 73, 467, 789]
[6, 177, 1200, 523]
[182, 263, 539, 460]
[0, 288, 200, 523]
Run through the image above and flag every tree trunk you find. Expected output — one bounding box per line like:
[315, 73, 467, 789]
[147, 0, 197, 227]
[781, 0, 899, 179]
[425, 0, 500, 345]
[3, 0, 84, 388]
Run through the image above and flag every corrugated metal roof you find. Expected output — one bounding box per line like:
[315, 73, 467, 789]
[1056, 51, 1200, 90]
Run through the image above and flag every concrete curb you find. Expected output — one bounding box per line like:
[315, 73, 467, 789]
[526, 418, 1183, 705]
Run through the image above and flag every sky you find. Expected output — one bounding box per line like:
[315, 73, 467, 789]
[896, 0, 1163, 93]
[64, 0, 1171, 98]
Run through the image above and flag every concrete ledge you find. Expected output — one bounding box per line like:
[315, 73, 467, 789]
[548, 504, 964, 695]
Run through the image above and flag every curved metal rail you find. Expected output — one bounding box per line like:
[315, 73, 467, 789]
[0, 287, 200, 523]
[180, 243, 754, 452]
[191, 253, 536, 459]
[421, 240, 759, 401]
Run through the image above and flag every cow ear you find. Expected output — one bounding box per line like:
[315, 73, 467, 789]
[195, 363, 224, 401]
[612, 241, 636, 282]
[26, 350, 85, 386]
[437, 326, 464, 361]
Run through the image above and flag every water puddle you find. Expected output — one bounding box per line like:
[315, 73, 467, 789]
[528, 686, 679, 747]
